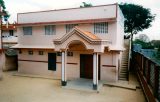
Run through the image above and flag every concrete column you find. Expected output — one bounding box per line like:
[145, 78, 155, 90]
[61, 51, 67, 86]
[93, 53, 98, 90]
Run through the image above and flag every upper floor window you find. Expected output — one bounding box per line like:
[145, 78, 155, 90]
[45, 25, 56, 35]
[94, 22, 108, 34]
[66, 24, 78, 33]
[9, 30, 14, 36]
[23, 27, 32, 35]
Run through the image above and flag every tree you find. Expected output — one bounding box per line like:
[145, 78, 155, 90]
[80, 2, 92, 8]
[138, 34, 150, 43]
[133, 39, 154, 49]
[151, 40, 160, 48]
[119, 3, 155, 49]
[0, 0, 9, 21]
[156, 46, 160, 59]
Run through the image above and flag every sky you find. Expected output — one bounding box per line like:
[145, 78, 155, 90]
[4, 0, 160, 40]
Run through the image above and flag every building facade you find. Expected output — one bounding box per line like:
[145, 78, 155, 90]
[13, 3, 125, 90]
[2, 24, 17, 49]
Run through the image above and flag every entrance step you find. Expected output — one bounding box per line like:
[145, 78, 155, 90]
[63, 78, 102, 92]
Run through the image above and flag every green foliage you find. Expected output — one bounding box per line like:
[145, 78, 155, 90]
[151, 40, 160, 48]
[0, 0, 9, 20]
[156, 47, 160, 59]
[133, 39, 154, 49]
[119, 3, 155, 35]
[80, 2, 92, 8]
[0, 0, 6, 10]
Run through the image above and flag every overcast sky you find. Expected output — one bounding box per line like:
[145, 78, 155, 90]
[4, 0, 160, 40]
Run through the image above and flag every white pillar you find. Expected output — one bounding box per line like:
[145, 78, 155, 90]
[61, 51, 67, 86]
[93, 53, 98, 90]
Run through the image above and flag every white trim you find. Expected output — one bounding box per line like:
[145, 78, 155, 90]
[61, 52, 65, 81]
[96, 53, 98, 85]
[93, 53, 98, 85]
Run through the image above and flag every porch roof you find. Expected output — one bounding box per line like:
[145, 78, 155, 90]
[54, 27, 109, 45]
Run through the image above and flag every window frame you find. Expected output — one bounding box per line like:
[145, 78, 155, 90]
[94, 22, 108, 34]
[38, 51, 44, 55]
[28, 50, 33, 55]
[45, 25, 56, 35]
[23, 27, 32, 35]
[66, 24, 78, 33]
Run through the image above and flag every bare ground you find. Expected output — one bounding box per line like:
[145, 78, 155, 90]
[0, 72, 146, 102]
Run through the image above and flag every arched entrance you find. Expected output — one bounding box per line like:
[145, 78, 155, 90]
[59, 40, 100, 90]
[66, 40, 88, 51]
[66, 40, 100, 80]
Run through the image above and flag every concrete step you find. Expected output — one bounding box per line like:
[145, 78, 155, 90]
[121, 61, 128, 63]
[121, 65, 128, 66]
[118, 78, 128, 81]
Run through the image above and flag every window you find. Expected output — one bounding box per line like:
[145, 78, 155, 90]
[57, 52, 62, 56]
[67, 52, 73, 56]
[94, 22, 108, 34]
[39, 51, 44, 55]
[45, 25, 56, 35]
[9, 30, 14, 36]
[66, 24, 78, 33]
[28, 50, 33, 55]
[19, 49, 22, 54]
[23, 27, 32, 35]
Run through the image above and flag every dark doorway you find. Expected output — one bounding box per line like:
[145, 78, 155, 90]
[80, 54, 100, 79]
[48, 53, 56, 71]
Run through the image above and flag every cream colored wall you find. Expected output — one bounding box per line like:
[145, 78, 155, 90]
[18, 50, 60, 79]
[66, 52, 80, 79]
[18, 23, 116, 52]
[18, 23, 114, 45]
[18, 4, 117, 24]
[116, 6, 124, 48]
[100, 52, 119, 82]
[18, 26, 54, 47]
[18, 49, 120, 82]
[18, 50, 81, 80]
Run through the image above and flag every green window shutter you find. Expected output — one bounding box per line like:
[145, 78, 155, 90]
[48, 53, 56, 71]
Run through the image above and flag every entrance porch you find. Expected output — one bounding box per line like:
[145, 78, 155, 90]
[60, 48, 100, 90]
[53, 27, 112, 90]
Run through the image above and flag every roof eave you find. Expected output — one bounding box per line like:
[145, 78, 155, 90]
[16, 18, 117, 27]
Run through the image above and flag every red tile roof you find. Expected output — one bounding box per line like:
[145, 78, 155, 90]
[75, 27, 101, 40]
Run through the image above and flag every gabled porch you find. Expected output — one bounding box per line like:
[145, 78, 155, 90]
[53, 27, 112, 90]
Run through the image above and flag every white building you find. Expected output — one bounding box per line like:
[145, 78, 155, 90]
[13, 3, 125, 90]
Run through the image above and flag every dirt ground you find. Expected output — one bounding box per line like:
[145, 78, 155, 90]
[0, 72, 146, 102]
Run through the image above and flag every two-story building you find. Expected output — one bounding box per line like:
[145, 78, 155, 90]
[13, 3, 125, 90]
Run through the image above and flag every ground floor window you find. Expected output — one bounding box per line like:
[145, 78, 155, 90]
[39, 51, 44, 55]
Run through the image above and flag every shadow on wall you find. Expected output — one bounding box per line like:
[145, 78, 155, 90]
[3, 49, 18, 71]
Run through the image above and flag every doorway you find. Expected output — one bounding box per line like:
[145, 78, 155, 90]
[80, 54, 100, 79]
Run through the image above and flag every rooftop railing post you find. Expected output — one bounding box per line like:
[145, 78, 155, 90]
[141, 55, 144, 71]
[147, 60, 150, 83]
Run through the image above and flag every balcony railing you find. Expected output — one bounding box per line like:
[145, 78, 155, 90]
[132, 51, 160, 102]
